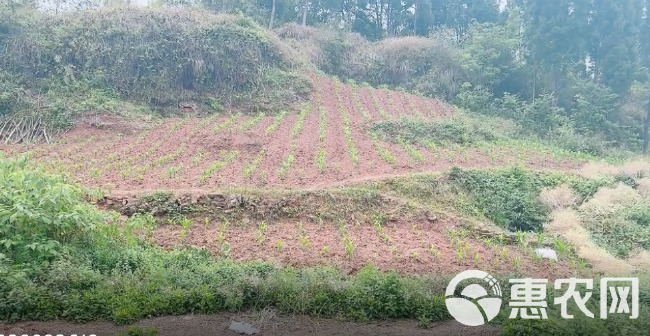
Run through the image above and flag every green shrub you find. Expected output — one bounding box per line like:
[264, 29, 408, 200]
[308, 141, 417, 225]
[0, 154, 105, 268]
[1, 8, 310, 115]
[118, 326, 158, 336]
[369, 115, 516, 147]
[447, 167, 549, 231]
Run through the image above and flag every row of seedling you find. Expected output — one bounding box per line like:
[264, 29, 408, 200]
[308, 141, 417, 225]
[240, 112, 265, 131]
[291, 104, 311, 138]
[243, 149, 267, 178]
[214, 114, 242, 133]
[368, 88, 392, 120]
[397, 137, 425, 163]
[370, 132, 396, 165]
[350, 85, 371, 121]
[278, 143, 296, 179]
[334, 80, 359, 166]
[316, 91, 327, 173]
[266, 110, 287, 135]
[199, 150, 238, 184]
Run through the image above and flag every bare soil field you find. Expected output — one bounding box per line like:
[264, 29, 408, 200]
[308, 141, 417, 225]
[0, 313, 500, 336]
[152, 217, 574, 279]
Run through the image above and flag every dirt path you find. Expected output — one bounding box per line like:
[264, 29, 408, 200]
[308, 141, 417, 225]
[0, 313, 500, 336]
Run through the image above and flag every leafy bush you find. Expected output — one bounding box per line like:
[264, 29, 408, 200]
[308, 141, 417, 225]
[369, 115, 517, 147]
[1, 7, 310, 114]
[0, 155, 105, 268]
[447, 167, 550, 231]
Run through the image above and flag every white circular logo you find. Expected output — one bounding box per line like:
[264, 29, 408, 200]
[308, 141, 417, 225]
[445, 270, 502, 326]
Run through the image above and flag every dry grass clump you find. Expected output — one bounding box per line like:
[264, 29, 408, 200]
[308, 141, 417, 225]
[545, 210, 634, 276]
[275, 23, 369, 78]
[539, 185, 577, 210]
[577, 159, 650, 179]
[636, 178, 650, 196]
[578, 183, 641, 221]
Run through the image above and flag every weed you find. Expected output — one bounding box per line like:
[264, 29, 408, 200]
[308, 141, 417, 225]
[276, 241, 284, 251]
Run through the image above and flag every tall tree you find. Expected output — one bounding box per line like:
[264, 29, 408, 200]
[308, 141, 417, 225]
[588, 0, 643, 95]
[523, 0, 590, 105]
[642, 0, 650, 153]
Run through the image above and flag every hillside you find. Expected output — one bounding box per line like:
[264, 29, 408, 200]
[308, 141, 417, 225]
[3, 6, 650, 336]
[1, 75, 581, 192]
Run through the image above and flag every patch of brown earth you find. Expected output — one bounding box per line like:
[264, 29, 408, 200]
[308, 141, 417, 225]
[0, 313, 500, 336]
[152, 218, 575, 279]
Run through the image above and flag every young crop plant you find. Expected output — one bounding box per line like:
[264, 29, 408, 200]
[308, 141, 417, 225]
[216, 219, 228, 243]
[291, 104, 311, 138]
[313, 101, 328, 173]
[316, 148, 326, 173]
[405, 94, 425, 119]
[90, 168, 102, 182]
[338, 222, 356, 259]
[266, 110, 287, 135]
[256, 221, 267, 246]
[243, 149, 266, 178]
[240, 112, 265, 131]
[335, 83, 359, 166]
[351, 85, 371, 121]
[165, 164, 184, 179]
[278, 144, 296, 179]
[397, 137, 425, 163]
[428, 244, 441, 261]
[370, 132, 396, 165]
[200, 151, 238, 184]
[372, 217, 391, 244]
[178, 217, 192, 242]
[191, 148, 204, 167]
[296, 222, 311, 249]
[213, 114, 242, 133]
[153, 143, 187, 168]
[368, 88, 392, 120]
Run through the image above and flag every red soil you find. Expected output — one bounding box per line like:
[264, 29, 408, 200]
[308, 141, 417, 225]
[0, 75, 582, 192]
[152, 218, 575, 279]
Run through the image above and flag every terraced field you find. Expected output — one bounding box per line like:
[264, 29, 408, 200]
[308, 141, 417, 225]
[0, 75, 582, 192]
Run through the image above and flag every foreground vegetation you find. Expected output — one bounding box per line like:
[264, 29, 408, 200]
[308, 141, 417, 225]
[3, 154, 650, 335]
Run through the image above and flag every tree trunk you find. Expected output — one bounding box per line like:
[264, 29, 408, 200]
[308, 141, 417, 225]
[269, 0, 276, 29]
[643, 90, 650, 154]
[413, 2, 417, 35]
[551, 68, 559, 108]
[301, 0, 308, 26]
